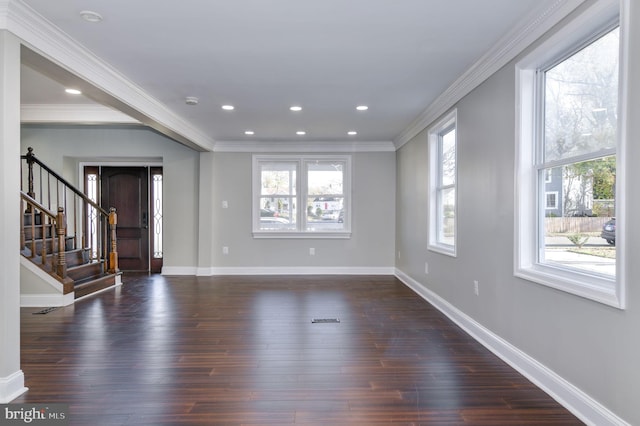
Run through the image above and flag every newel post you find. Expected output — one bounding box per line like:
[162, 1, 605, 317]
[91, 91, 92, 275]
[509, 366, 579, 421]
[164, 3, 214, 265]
[108, 207, 119, 273]
[25, 147, 36, 210]
[55, 207, 68, 279]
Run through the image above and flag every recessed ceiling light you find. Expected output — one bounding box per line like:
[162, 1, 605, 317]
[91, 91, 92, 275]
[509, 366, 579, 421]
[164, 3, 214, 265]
[356, 105, 369, 111]
[65, 88, 82, 95]
[296, 131, 306, 136]
[348, 131, 358, 136]
[221, 105, 235, 111]
[244, 131, 255, 135]
[80, 10, 103, 23]
[185, 96, 199, 105]
[290, 106, 302, 112]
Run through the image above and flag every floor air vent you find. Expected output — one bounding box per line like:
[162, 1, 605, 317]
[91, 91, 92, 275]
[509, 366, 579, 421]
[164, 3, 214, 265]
[33, 307, 59, 315]
[311, 318, 340, 323]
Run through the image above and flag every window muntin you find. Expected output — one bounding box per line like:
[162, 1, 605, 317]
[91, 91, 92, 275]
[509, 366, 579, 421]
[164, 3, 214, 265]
[253, 155, 350, 237]
[429, 111, 457, 255]
[515, 0, 625, 308]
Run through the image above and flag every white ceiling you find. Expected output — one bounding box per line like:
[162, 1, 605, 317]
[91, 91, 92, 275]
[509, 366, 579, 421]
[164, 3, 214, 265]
[18, 0, 559, 149]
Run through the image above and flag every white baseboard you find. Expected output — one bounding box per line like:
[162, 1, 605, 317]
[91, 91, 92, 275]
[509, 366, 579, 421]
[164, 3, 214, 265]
[162, 266, 198, 276]
[20, 293, 74, 307]
[394, 268, 629, 426]
[195, 266, 396, 276]
[0, 370, 28, 404]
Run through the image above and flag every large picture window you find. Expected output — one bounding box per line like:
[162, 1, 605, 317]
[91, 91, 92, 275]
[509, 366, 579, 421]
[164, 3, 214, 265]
[515, 0, 626, 308]
[253, 155, 351, 238]
[428, 110, 457, 256]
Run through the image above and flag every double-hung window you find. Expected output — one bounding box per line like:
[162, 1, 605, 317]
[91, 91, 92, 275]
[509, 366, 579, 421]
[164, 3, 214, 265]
[428, 110, 457, 256]
[515, 0, 626, 308]
[253, 155, 351, 238]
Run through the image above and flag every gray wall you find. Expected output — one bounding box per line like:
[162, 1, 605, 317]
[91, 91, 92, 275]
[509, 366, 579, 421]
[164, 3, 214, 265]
[395, 2, 640, 424]
[21, 126, 396, 273]
[200, 151, 396, 271]
[21, 125, 200, 270]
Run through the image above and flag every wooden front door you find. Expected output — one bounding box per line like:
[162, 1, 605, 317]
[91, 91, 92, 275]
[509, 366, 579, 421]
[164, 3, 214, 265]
[101, 167, 149, 271]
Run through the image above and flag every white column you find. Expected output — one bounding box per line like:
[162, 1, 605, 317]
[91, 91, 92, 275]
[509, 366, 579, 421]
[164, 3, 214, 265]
[0, 30, 27, 403]
[196, 151, 215, 276]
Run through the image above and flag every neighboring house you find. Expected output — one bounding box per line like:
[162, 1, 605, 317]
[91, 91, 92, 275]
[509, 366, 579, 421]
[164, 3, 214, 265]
[545, 167, 594, 217]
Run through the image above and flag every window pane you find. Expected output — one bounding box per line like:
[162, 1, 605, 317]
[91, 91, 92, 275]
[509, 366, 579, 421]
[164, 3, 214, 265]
[541, 156, 616, 277]
[306, 196, 344, 231]
[260, 162, 296, 196]
[152, 174, 163, 258]
[86, 173, 98, 259]
[441, 128, 456, 186]
[438, 187, 455, 245]
[308, 162, 344, 195]
[259, 197, 296, 230]
[544, 28, 619, 162]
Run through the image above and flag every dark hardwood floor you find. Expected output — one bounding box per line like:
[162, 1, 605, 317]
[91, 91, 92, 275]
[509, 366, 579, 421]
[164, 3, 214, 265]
[15, 274, 583, 425]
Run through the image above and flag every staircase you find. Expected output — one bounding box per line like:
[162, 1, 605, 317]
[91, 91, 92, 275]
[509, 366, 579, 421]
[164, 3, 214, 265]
[20, 148, 120, 301]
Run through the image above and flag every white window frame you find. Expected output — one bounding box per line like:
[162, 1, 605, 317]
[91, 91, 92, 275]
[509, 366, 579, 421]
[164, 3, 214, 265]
[515, 0, 627, 308]
[252, 154, 352, 239]
[545, 192, 558, 210]
[428, 110, 457, 256]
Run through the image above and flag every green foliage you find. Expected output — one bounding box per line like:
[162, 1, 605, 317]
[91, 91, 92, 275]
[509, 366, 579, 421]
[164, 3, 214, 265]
[567, 233, 589, 249]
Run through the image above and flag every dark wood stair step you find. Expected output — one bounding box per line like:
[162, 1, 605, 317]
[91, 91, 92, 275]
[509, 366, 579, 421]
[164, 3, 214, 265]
[68, 261, 105, 281]
[74, 273, 117, 299]
[56, 249, 90, 268]
[23, 223, 53, 240]
[22, 236, 75, 255]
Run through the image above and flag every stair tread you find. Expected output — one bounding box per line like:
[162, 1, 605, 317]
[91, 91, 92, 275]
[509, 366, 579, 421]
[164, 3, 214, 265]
[74, 272, 115, 285]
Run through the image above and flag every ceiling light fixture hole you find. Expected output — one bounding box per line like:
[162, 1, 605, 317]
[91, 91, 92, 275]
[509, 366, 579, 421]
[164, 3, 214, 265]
[80, 10, 103, 23]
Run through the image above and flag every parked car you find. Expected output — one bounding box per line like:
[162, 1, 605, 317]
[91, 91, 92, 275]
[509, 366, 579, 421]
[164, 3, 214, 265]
[260, 208, 278, 217]
[601, 218, 615, 245]
[321, 210, 340, 221]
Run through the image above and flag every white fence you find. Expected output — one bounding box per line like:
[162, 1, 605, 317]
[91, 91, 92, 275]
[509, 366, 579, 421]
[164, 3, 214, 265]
[545, 216, 612, 234]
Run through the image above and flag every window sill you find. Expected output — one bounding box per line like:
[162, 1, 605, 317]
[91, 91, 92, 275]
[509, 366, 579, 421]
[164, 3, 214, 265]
[428, 243, 457, 257]
[253, 231, 352, 239]
[515, 264, 623, 309]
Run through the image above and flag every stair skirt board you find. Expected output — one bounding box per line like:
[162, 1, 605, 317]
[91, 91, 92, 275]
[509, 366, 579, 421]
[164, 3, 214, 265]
[20, 257, 122, 307]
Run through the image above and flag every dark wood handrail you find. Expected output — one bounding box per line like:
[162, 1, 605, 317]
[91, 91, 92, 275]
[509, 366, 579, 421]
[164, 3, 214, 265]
[22, 147, 109, 217]
[20, 191, 56, 219]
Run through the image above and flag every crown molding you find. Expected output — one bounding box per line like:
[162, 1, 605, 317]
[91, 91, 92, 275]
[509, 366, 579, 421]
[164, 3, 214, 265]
[21, 103, 139, 124]
[2, 0, 215, 151]
[394, 0, 586, 150]
[213, 140, 396, 153]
